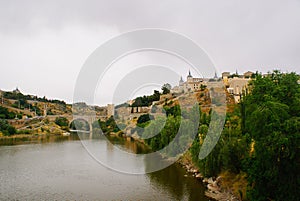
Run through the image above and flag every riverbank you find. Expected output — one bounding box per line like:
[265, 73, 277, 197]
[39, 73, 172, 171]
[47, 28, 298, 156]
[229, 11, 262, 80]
[177, 152, 240, 201]
[0, 133, 75, 146]
[115, 131, 240, 201]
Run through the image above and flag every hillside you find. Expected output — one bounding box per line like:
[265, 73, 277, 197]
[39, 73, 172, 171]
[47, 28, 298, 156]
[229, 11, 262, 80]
[0, 89, 107, 136]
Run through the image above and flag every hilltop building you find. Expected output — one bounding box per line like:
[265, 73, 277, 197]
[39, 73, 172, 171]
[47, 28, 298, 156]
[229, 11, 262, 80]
[243, 71, 254, 78]
[172, 70, 206, 93]
[107, 104, 115, 117]
[13, 87, 21, 94]
[172, 69, 253, 103]
[223, 71, 253, 103]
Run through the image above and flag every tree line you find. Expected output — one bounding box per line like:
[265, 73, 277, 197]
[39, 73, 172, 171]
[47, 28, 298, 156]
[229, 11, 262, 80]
[134, 71, 299, 201]
[190, 71, 299, 200]
[3, 91, 66, 105]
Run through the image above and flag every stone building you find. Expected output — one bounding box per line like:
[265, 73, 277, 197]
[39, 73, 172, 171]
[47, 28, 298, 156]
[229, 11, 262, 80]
[243, 71, 254, 78]
[13, 87, 21, 94]
[107, 104, 115, 117]
[220, 71, 255, 103]
[172, 70, 206, 93]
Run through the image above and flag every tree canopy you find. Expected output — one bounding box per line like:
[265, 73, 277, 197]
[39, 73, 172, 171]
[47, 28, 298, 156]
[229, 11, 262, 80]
[132, 90, 160, 107]
[162, 83, 171, 94]
[188, 71, 299, 200]
[242, 72, 300, 201]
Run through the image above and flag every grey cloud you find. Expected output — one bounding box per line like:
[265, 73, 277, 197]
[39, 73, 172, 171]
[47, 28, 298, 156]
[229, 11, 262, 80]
[0, 0, 299, 104]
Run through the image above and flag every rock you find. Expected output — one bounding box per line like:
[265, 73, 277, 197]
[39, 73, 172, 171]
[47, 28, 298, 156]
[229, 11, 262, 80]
[192, 169, 199, 173]
[216, 176, 223, 182]
[213, 180, 219, 187]
[195, 173, 203, 179]
[205, 190, 240, 201]
[207, 177, 214, 184]
[207, 183, 220, 192]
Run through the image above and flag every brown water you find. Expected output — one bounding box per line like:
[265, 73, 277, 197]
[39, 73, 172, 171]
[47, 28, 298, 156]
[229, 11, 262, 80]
[0, 134, 209, 200]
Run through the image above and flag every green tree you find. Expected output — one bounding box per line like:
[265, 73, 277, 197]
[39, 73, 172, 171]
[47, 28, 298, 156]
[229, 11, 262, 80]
[55, 117, 69, 127]
[0, 106, 16, 119]
[0, 119, 16, 136]
[242, 71, 300, 201]
[162, 83, 171, 94]
[137, 114, 153, 124]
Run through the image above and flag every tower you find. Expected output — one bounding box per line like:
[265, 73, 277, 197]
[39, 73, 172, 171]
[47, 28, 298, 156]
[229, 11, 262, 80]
[187, 70, 193, 82]
[179, 76, 184, 86]
[214, 71, 218, 79]
[107, 104, 115, 118]
[43, 104, 47, 117]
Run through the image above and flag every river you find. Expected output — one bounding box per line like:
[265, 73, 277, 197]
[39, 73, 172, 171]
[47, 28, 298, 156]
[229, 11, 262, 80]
[0, 134, 209, 200]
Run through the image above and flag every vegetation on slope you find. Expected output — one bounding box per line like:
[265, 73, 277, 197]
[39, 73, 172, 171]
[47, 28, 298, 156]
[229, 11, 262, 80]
[190, 71, 300, 200]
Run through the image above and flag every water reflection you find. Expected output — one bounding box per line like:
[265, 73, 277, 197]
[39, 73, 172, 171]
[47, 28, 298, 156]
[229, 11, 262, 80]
[148, 163, 208, 201]
[106, 135, 209, 201]
[106, 135, 151, 154]
[0, 134, 209, 200]
[0, 134, 80, 146]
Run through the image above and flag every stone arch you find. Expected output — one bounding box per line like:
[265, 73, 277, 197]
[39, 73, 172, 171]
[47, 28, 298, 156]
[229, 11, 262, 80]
[69, 118, 91, 132]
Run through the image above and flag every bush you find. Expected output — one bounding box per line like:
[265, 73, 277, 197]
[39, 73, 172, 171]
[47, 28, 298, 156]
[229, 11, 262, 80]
[0, 106, 16, 119]
[2, 130, 10, 136]
[7, 126, 16, 135]
[55, 117, 69, 127]
[132, 90, 160, 107]
[137, 114, 153, 124]
[0, 119, 16, 136]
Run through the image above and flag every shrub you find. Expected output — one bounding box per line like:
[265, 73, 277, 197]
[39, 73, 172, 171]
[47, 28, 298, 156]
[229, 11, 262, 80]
[137, 114, 153, 124]
[55, 117, 69, 127]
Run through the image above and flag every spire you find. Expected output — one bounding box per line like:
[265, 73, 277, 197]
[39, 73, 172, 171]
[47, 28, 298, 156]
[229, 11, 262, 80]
[179, 76, 184, 86]
[187, 70, 192, 78]
[13, 87, 20, 94]
[214, 71, 218, 79]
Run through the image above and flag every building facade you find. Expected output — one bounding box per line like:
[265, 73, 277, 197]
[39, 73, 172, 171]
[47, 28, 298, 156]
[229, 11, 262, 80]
[172, 70, 206, 93]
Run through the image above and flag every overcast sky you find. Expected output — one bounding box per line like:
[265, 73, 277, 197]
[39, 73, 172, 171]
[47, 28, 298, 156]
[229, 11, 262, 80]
[0, 0, 300, 105]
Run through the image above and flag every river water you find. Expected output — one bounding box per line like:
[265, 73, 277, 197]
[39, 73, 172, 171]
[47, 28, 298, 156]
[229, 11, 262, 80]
[0, 134, 209, 200]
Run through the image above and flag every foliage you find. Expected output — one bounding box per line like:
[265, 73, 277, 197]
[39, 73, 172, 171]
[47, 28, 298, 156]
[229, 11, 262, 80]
[142, 104, 199, 157]
[55, 117, 69, 127]
[132, 90, 160, 107]
[162, 83, 172, 94]
[0, 106, 16, 119]
[242, 71, 300, 201]
[94, 116, 121, 134]
[3, 91, 66, 105]
[0, 119, 16, 136]
[163, 105, 181, 117]
[200, 84, 207, 91]
[189, 71, 300, 200]
[137, 114, 153, 124]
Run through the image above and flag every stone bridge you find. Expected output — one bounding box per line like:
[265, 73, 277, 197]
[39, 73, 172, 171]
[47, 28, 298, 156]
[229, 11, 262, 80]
[47, 114, 106, 131]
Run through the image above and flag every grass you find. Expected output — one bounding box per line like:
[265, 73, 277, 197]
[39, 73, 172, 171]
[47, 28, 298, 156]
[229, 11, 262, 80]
[219, 171, 248, 200]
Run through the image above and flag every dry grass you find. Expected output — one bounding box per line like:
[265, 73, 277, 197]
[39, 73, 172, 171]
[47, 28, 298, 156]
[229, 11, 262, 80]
[219, 171, 248, 201]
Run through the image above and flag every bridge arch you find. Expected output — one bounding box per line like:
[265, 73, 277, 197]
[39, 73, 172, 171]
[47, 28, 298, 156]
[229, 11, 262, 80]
[69, 118, 91, 132]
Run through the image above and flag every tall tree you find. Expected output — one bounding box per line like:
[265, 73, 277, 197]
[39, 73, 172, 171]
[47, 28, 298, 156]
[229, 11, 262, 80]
[242, 71, 300, 201]
[162, 83, 172, 94]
